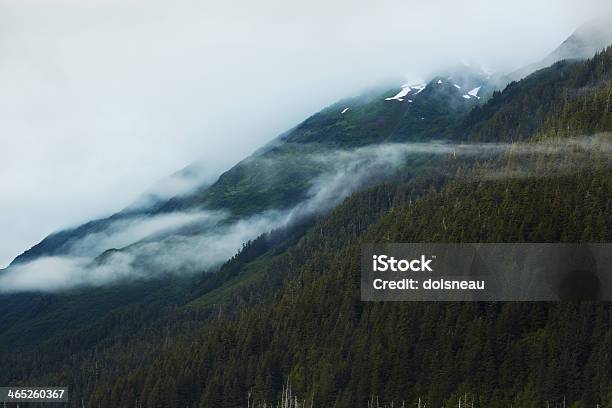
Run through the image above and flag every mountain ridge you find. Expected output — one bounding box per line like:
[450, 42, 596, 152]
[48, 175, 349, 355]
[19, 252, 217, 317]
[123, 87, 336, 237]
[507, 15, 612, 82]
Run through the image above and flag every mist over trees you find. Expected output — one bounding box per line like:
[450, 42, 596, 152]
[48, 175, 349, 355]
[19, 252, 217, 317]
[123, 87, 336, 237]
[0, 46, 611, 407]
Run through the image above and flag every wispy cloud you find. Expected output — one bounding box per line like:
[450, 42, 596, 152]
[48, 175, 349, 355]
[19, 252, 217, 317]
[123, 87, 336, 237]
[2, 136, 610, 293]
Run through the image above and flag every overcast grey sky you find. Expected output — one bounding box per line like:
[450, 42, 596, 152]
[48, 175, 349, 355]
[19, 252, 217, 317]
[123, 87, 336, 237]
[0, 0, 610, 268]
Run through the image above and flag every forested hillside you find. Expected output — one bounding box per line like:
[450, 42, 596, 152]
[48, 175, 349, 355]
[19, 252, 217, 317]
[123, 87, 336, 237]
[1, 46, 611, 407]
[91, 166, 612, 408]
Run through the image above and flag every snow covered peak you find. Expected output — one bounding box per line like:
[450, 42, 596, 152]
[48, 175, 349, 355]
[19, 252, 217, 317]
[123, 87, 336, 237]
[383, 66, 490, 105]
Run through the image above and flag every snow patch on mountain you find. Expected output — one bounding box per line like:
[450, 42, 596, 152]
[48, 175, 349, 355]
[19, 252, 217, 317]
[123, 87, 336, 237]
[385, 86, 411, 102]
[414, 84, 426, 94]
[385, 83, 426, 102]
[468, 86, 481, 97]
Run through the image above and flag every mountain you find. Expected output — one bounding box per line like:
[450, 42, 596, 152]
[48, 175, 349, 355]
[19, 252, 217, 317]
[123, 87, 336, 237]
[0, 22, 611, 407]
[1, 45, 611, 405]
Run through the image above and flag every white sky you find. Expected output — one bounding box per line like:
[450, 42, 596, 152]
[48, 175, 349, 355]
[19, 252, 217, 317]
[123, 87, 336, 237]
[0, 0, 611, 267]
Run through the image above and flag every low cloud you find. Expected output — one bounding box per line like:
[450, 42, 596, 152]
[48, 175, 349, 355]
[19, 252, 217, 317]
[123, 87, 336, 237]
[127, 161, 222, 211]
[67, 210, 227, 257]
[2, 136, 610, 293]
